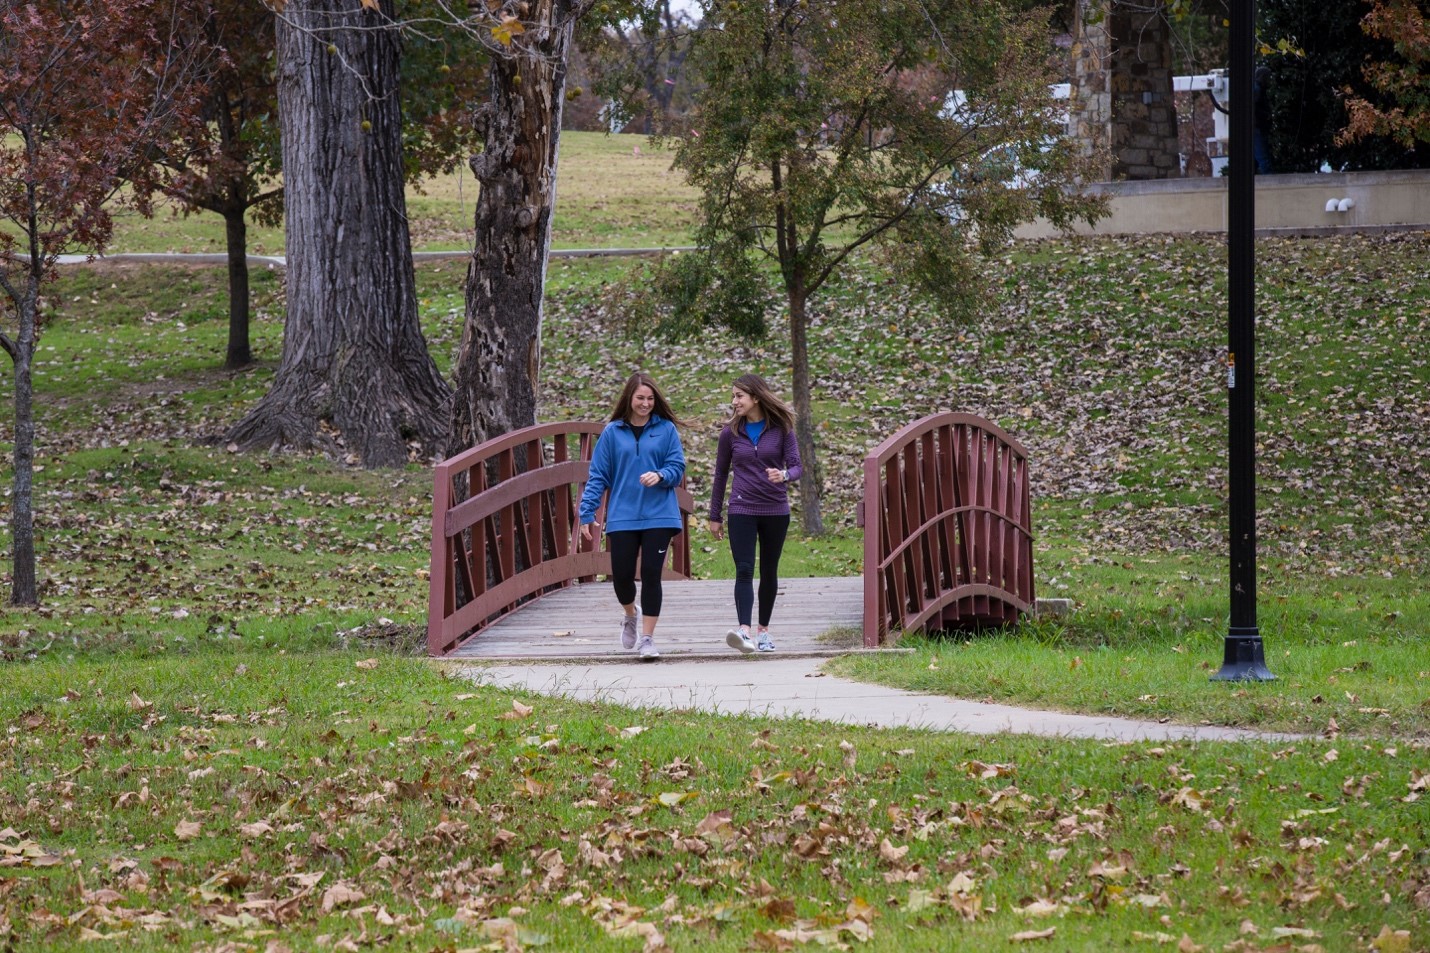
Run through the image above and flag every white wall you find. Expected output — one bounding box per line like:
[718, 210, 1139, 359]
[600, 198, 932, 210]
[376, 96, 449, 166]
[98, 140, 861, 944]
[1015, 169, 1430, 239]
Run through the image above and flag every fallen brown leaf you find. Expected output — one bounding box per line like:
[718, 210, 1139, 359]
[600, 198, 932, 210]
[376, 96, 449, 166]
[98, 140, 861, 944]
[1011, 927, 1056, 942]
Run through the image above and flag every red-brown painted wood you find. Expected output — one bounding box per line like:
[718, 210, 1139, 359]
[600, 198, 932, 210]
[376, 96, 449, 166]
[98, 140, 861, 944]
[860, 414, 1034, 646]
[428, 422, 694, 656]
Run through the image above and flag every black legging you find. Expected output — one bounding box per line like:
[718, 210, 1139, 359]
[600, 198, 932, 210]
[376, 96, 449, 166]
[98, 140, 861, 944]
[727, 513, 790, 628]
[606, 528, 679, 618]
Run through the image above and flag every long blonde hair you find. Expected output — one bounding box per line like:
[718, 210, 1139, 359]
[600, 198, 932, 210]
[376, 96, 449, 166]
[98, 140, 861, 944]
[727, 373, 794, 436]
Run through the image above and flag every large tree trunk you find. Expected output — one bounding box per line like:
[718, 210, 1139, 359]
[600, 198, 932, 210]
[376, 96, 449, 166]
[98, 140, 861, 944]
[787, 279, 824, 536]
[222, 204, 252, 369]
[446, 0, 576, 456]
[226, 0, 449, 467]
[7, 276, 38, 606]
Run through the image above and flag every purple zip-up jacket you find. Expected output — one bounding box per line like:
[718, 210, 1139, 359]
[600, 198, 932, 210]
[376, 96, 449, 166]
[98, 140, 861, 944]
[708, 422, 803, 521]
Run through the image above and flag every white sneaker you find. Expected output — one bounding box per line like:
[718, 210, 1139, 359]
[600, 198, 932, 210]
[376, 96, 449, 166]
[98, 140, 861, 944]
[620, 611, 639, 650]
[726, 628, 755, 654]
[756, 631, 776, 653]
[636, 635, 659, 661]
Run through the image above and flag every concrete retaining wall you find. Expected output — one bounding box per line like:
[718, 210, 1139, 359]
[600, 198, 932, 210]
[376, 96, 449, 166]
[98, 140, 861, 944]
[1016, 169, 1430, 239]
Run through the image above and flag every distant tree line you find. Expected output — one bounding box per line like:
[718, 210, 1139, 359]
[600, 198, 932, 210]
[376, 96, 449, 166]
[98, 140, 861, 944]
[1260, 0, 1428, 171]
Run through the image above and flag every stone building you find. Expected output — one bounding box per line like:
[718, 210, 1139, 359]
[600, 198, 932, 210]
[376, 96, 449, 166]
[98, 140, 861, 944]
[1069, 0, 1184, 180]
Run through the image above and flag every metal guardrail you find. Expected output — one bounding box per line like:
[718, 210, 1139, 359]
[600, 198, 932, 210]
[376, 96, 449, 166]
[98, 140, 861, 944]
[858, 413, 1034, 646]
[427, 421, 694, 657]
[53, 247, 697, 267]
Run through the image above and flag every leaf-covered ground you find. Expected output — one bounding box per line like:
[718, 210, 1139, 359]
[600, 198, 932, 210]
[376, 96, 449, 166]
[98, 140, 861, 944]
[19, 233, 1429, 580]
[2, 231, 1429, 951]
[2, 650, 1426, 951]
[3, 232, 1426, 669]
[539, 232, 1430, 580]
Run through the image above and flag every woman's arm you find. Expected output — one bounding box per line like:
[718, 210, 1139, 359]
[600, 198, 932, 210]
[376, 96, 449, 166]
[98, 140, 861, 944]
[578, 431, 613, 524]
[656, 425, 686, 487]
[708, 428, 733, 522]
[782, 428, 803, 484]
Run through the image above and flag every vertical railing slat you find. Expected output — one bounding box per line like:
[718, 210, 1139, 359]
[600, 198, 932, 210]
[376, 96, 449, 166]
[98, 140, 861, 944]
[900, 444, 924, 620]
[917, 432, 938, 606]
[862, 449, 883, 647]
[467, 464, 488, 600]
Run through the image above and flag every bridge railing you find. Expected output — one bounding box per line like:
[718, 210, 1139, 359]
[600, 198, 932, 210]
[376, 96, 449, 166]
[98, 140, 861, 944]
[858, 413, 1034, 646]
[427, 421, 694, 656]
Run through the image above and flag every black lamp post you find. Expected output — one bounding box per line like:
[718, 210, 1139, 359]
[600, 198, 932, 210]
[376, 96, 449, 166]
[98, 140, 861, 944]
[1212, 0, 1275, 682]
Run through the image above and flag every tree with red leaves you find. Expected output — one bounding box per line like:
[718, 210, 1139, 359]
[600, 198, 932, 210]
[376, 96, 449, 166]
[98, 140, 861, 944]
[157, 0, 283, 370]
[1339, 0, 1430, 152]
[0, 0, 211, 606]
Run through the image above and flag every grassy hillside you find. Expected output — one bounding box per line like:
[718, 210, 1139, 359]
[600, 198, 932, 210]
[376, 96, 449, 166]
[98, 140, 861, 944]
[3, 227, 1428, 736]
[1, 150, 1427, 951]
[101, 131, 701, 255]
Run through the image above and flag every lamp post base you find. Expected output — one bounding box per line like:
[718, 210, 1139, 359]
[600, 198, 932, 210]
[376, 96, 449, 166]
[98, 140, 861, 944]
[1211, 628, 1276, 681]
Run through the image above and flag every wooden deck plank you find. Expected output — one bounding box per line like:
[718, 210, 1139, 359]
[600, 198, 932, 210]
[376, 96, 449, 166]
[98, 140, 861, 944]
[449, 576, 864, 661]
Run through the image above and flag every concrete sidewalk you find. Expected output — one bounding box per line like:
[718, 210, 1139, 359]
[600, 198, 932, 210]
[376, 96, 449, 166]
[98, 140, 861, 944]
[451, 656, 1303, 743]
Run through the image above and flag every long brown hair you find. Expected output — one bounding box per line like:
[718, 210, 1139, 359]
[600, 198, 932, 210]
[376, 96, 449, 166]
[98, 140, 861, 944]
[609, 372, 684, 427]
[728, 373, 795, 436]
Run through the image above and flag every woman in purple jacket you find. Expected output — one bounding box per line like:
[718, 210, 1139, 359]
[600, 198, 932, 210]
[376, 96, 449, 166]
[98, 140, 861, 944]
[707, 374, 802, 654]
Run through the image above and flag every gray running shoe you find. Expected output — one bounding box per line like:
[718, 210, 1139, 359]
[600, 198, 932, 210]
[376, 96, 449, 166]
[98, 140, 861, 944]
[636, 635, 659, 660]
[726, 628, 755, 654]
[620, 611, 639, 650]
[756, 631, 776, 653]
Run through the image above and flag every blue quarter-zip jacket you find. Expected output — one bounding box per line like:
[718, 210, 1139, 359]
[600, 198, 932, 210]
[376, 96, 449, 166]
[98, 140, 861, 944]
[578, 415, 686, 533]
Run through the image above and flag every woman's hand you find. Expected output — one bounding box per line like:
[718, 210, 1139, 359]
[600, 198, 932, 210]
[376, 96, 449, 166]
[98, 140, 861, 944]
[765, 467, 786, 483]
[708, 520, 724, 541]
[580, 522, 595, 542]
[639, 471, 662, 487]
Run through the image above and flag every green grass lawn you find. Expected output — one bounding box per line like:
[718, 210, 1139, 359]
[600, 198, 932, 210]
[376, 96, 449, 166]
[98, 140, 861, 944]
[5, 233, 1429, 742]
[100, 131, 701, 255]
[1, 154, 1428, 949]
[828, 548, 1430, 739]
[3, 645, 1426, 952]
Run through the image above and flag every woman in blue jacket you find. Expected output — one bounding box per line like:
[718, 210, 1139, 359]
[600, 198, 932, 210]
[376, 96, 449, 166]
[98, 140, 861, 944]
[579, 372, 687, 660]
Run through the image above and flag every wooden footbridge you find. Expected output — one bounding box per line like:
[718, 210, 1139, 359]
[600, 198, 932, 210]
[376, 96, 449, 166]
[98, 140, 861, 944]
[428, 414, 1035, 661]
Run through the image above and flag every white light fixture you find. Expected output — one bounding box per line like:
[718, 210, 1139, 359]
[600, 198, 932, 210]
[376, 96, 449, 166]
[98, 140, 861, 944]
[1325, 198, 1340, 213]
[1337, 197, 1355, 212]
